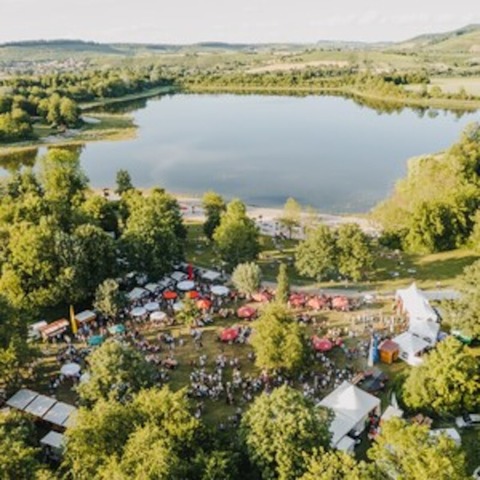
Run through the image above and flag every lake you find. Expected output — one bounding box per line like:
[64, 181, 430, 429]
[4, 94, 480, 213]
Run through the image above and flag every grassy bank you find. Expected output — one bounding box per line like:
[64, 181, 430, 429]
[185, 84, 480, 111]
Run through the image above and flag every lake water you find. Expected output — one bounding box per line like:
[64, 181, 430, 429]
[5, 94, 480, 213]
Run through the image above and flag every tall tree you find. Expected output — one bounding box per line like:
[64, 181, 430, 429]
[77, 339, 156, 405]
[402, 337, 480, 416]
[115, 169, 134, 196]
[275, 263, 290, 304]
[444, 259, 480, 338]
[231, 262, 262, 297]
[295, 225, 337, 281]
[241, 385, 332, 480]
[250, 303, 306, 372]
[93, 279, 127, 320]
[336, 223, 373, 281]
[202, 191, 226, 240]
[279, 197, 302, 239]
[368, 418, 468, 480]
[213, 199, 260, 271]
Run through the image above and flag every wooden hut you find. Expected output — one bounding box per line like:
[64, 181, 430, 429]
[379, 339, 400, 365]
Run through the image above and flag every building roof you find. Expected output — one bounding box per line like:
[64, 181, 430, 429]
[380, 340, 399, 353]
[42, 402, 77, 427]
[6, 389, 38, 410]
[40, 431, 65, 450]
[318, 381, 380, 446]
[24, 394, 56, 417]
[393, 331, 430, 356]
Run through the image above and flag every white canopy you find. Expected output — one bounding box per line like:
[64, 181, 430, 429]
[177, 280, 195, 291]
[318, 381, 380, 447]
[131, 306, 147, 318]
[144, 283, 159, 293]
[75, 310, 96, 324]
[171, 271, 187, 282]
[173, 301, 184, 312]
[336, 435, 356, 453]
[144, 302, 160, 312]
[201, 270, 222, 282]
[211, 285, 229, 296]
[150, 311, 167, 322]
[24, 395, 56, 417]
[430, 428, 461, 446]
[40, 431, 65, 450]
[396, 283, 438, 322]
[43, 402, 77, 427]
[409, 318, 440, 346]
[381, 405, 404, 423]
[6, 389, 38, 410]
[61, 362, 81, 377]
[127, 287, 148, 302]
[393, 331, 430, 366]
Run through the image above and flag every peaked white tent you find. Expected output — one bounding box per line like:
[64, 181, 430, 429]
[396, 283, 438, 322]
[392, 331, 430, 366]
[409, 318, 440, 346]
[318, 381, 380, 448]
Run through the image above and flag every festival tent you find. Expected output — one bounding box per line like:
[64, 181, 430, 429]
[163, 290, 178, 300]
[40, 431, 65, 450]
[201, 270, 222, 282]
[220, 328, 239, 342]
[150, 311, 167, 322]
[127, 287, 148, 302]
[43, 402, 77, 427]
[6, 389, 38, 410]
[108, 324, 126, 335]
[171, 271, 187, 282]
[307, 297, 328, 310]
[289, 293, 306, 307]
[177, 280, 195, 291]
[60, 363, 81, 377]
[211, 285, 229, 296]
[24, 394, 56, 417]
[430, 428, 461, 446]
[312, 336, 333, 352]
[197, 299, 212, 310]
[131, 307, 147, 318]
[252, 291, 272, 303]
[381, 405, 404, 423]
[318, 381, 381, 448]
[335, 435, 356, 454]
[144, 302, 160, 312]
[144, 283, 159, 294]
[395, 283, 438, 322]
[392, 331, 430, 366]
[87, 335, 104, 346]
[74, 310, 96, 326]
[237, 306, 256, 319]
[39, 319, 69, 340]
[409, 318, 440, 346]
[332, 296, 350, 311]
[186, 290, 200, 299]
[173, 301, 184, 312]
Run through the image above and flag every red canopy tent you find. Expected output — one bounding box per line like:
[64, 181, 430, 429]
[237, 306, 257, 319]
[332, 296, 350, 311]
[312, 336, 333, 352]
[307, 296, 328, 310]
[252, 291, 272, 303]
[163, 290, 178, 300]
[196, 299, 212, 310]
[220, 328, 239, 342]
[186, 290, 200, 299]
[289, 293, 306, 307]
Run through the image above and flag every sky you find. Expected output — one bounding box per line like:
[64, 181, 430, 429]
[1, 0, 479, 44]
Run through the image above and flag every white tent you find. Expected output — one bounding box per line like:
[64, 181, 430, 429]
[381, 405, 404, 423]
[396, 283, 438, 322]
[409, 318, 440, 346]
[177, 280, 195, 291]
[144, 283, 159, 294]
[24, 394, 56, 417]
[336, 435, 356, 453]
[40, 431, 65, 450]
[75, 310, 96, 325]
[131, 307, 147, 318]
[144, 302, 160, 312]
[6, 389, 38, 410]
[393, 331, 430, 366]
[171, 271, 187, 282]
[43, 402, 77, 427]
[318, 381, 380, 447]
[211, 285, 229, 296]
[127, 287, 148, 302]
[201, 270, 222, 282]
[430, 428, 461, 446]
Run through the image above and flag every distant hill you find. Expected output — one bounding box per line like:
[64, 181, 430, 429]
[394, 24, 480, 53]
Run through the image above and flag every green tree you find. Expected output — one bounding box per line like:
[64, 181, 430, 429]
[368, 418, 468, 480]
[445, 259, 480, 338]
[275, 263, 290, 304]
[176, 297, 201, 327]
[59, 97, 80, 127]
[80, 194, 119, 233]
[213, 199, 260, 270]
[121, 189, 185, 277]
[115, 169, 134, 196]
[241, 385, 332, 480]
[295, 225, 337, 280]
[402, 337, 480, 416]
[250, 303, 306, 372]
[77, 339, 156, 405]
[231, 262, 262, 297]
[299, 448, 372, 480]
[279, 197, 302, 239]
[336, 223, 373, 281]
[202, 191, 226, 240]
[93, 279, 127, 320]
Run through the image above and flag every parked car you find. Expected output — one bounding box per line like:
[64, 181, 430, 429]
[455, 413, 480, 428]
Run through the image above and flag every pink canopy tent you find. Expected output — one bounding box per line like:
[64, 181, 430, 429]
[289, 293, 306, 308]
[332, 296, 350, 311]
[252, 291, 272, 303]
[237, 306, 257, 319]
[196, 299, 212, 310]
[220, 328, 239, 342]
[307, 296, 328, 310]
[312, 336, 334, 352]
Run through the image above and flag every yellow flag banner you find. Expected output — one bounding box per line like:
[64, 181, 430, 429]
[70, 304, 78, 335]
